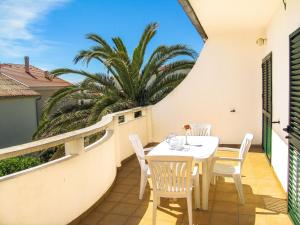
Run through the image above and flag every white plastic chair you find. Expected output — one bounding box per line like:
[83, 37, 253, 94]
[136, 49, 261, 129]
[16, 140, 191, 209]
[189, 123, 212, 136]
[210, 133, 254, 204]
[145, 155, 200, 225]
[129, 134, 152, 200]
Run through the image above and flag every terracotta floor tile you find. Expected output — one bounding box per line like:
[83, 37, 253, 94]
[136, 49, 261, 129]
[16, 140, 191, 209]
[109, 192, 126, 202]
[253, 214, 272, 225]
[112, 184, 133, 194]
[210, 212, 238, 225]
[215, 192, 238, 203]
[117, 171, 131, 178]
[79, 212, 104, 225]
[128, 185, 151, 196]
[155, 209, 183, 223]
[196, 211, 210, 225]
[111, 203, 138, 216]
[118, 178, 139, 186]
[260, 196, 287, 214]
[95, 201, 117, 213]
[244, 194, 264, 205]
[127, 173, 141, 180]
[124, 216, 143, 225]
[215, 183, 237, 193]
[265, 214, 294, 225]
[239, 214, 256, 225]
[212, 201, 238, 214]
[133, 204, 152, 218]
[121, 193, 145, 205]
[136, 217, 153, 225]
[80, 151, 292, 225]
[183, 210, 209, 225]
[98, 214, 128, 225]
[238, 203, 256, 215]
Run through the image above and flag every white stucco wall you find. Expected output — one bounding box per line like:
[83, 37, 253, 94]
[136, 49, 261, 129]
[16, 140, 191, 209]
[264, 0, 300, 191]
[152, 32, 264, 144]
[0, 97, 38, 148]
[117, 116, 149, 161]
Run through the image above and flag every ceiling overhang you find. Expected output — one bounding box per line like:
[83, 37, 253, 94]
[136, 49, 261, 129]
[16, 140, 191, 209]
[180, 0, 282, 39]
[178, 0, 208, 41]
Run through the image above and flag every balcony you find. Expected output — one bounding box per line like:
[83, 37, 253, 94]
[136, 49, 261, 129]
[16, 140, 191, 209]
[0, 106, 292, 225]
[76, 146, 291, 225]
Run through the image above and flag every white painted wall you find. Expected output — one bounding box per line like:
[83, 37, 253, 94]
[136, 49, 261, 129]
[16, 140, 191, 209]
[113, 107, 151, 166]
[152, 32, 265, 144]
[271, 131, 289, 191]
[264, 0, 300, 191]
[0, 97, 38, 148]
[0, 133, 117, 225]
[33, 88, 62, 121]
[151, 0, 300, 192]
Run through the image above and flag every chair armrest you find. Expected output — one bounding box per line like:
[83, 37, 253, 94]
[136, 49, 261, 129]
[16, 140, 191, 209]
[213, 156, 243, 162]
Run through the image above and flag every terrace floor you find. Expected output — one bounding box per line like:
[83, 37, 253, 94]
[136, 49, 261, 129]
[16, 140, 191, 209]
[77, 147, 292, 225]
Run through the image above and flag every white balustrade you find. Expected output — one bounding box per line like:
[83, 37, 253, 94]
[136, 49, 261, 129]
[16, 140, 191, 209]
[0, 106, 152, 225]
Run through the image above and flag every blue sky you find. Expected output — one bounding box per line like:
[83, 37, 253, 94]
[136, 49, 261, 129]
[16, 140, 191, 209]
[0, 0, 203, 83]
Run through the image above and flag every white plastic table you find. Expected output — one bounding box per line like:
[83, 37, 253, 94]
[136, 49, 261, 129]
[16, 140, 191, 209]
[147, 136, 219, 210]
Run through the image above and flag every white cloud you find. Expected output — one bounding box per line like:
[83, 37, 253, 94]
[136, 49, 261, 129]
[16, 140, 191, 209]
[0, 0, 70, 58]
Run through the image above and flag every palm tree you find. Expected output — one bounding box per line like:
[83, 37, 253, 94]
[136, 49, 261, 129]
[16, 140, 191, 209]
[34, 23, 197, 139]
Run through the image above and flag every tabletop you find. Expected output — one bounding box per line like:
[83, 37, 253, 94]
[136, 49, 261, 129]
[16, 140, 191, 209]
[147, 136, 219, 161]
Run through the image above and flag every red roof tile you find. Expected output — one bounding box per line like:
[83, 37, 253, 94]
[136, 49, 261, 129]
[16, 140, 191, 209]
[0, 73, 40, 97]
[0, 64, 71, 88]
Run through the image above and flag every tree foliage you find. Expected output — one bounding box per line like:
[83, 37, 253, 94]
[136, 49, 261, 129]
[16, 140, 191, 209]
[35, 23, 197, 139]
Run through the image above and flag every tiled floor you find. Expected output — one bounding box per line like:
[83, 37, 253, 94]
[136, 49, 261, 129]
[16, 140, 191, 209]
[78, 147, 292, 225]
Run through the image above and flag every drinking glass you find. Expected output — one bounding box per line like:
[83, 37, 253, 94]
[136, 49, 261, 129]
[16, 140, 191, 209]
[166, 133, 176, 144]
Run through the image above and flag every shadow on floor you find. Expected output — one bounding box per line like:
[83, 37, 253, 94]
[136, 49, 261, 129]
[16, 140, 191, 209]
[77, 155, 291, 225]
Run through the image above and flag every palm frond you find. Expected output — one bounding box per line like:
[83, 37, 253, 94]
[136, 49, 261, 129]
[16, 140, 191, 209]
[36, 22, 197, 139]
[132, 23, 158, 74]
[41, 86, 81, 119]
[86, 33, 113, 53]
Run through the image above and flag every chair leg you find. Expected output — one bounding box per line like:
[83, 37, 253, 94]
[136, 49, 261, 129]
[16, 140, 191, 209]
[233, 174, 245, 204]
[187, 193, 193, 225]
[153, 194, 158, 225]
[211, 175, 216, 185]
[139, 171, 147, 200]
[194, 174, 200, 209]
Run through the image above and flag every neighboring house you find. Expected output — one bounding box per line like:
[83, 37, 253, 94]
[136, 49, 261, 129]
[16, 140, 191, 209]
[0, 73, 40, 148]
[0, 57, 71, 120]
[0, 57, 71, 148]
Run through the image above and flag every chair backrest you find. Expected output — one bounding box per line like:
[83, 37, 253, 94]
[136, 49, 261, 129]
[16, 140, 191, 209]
[190, 123, 212, 136]
[239, 133, 254, 167]
[145, 155, 193, 195]
[129, 134, 146, 168]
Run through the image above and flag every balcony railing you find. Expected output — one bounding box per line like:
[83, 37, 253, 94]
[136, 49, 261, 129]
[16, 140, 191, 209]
[0, 106, 152, 225]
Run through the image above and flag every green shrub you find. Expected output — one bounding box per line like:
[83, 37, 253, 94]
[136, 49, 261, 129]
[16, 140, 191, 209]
[0, 156, 41, 177]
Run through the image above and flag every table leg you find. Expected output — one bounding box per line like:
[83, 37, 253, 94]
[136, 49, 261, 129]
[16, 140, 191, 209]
[195, 170, 200, 209]
[202, 160, 209, 210]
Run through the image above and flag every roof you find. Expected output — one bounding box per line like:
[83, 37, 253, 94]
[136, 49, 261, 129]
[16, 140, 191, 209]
[0, 64, 71, 88]
[0, 73, 40, 97]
